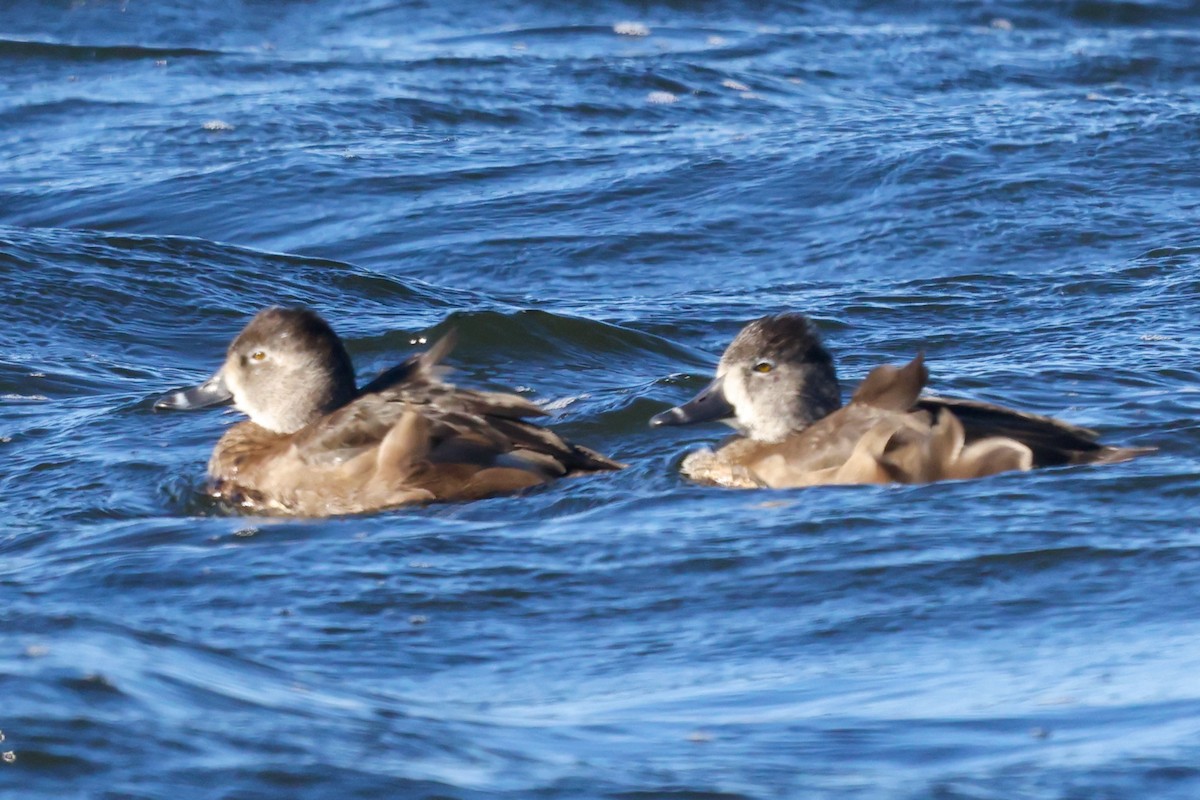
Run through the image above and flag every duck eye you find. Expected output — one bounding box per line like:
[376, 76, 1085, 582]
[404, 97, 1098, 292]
[752, 361, 774, 374]
[251, 351, 267, 362]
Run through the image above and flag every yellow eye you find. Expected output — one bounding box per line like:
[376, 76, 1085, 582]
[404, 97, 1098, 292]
[251, 351, 267, 361]
[753, 361, 773, 374]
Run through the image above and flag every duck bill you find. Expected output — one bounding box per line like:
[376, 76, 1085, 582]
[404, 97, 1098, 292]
[154, 370, 233, 411]
[650, 375, 735, 427]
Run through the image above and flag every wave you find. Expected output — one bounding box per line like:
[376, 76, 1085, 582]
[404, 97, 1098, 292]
[0, 38, 221, 61]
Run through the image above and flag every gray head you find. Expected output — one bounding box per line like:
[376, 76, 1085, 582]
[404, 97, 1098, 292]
[155, 307, 358, 434]
[650, 313, 842, 442]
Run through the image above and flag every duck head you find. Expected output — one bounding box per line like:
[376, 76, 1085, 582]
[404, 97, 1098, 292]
[651, 313, 842, 443]
[155, 307, 358, 434]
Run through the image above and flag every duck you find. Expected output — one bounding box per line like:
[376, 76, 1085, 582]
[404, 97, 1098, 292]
[155, 306, 623, 515]
[650, 313, 1152, 489]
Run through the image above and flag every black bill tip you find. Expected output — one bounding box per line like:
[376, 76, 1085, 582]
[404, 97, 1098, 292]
[650, 407, 690, 427]
[153, 372, 233, 412]
[649, 375, 735, 428]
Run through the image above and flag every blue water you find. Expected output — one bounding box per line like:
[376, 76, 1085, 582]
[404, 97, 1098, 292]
[3, 1, 1200, 797]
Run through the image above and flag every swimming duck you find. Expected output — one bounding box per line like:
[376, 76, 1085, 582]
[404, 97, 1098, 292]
[650, 313, 1151, 488]
[155, 307, 623, 515]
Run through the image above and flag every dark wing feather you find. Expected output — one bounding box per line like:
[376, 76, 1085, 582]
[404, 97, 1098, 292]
[415, 385, 622, 472]
[292, 394, 407, 463]
[357, 329, 459, 396]
[915, 395, 1147, 467]
[295, 331, 621, 473]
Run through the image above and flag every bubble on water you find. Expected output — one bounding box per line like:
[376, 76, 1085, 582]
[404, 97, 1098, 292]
[2, 752, 14, 764]
[614, 21, 650, 37]
[753, 500, 792, 509]
[540, 394, 586, 411]
[646, 91, 678, 105]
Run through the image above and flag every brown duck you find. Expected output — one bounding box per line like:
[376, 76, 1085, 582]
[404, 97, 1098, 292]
[650, 313, 1152, 488]
[156, 307, 622, 515]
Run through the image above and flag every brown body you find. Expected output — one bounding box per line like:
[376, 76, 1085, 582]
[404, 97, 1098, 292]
[156, 307, 621, 516]
[207, 393, 618, 515]
[657, 320, 1152, 490]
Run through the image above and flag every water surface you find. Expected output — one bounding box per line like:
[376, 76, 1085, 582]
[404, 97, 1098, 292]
[2, 1, 1199, 798]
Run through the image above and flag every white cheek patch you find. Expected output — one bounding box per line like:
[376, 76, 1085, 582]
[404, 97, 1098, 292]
[721, 371, 755, 433]
[723, 370, 799, 443]
[223, 363, 270, 429]
[222, 366, 243, 404]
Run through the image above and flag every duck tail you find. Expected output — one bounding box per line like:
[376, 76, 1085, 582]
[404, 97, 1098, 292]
[1078, 444, 1157, 466]
[566, 443, 626, 473]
